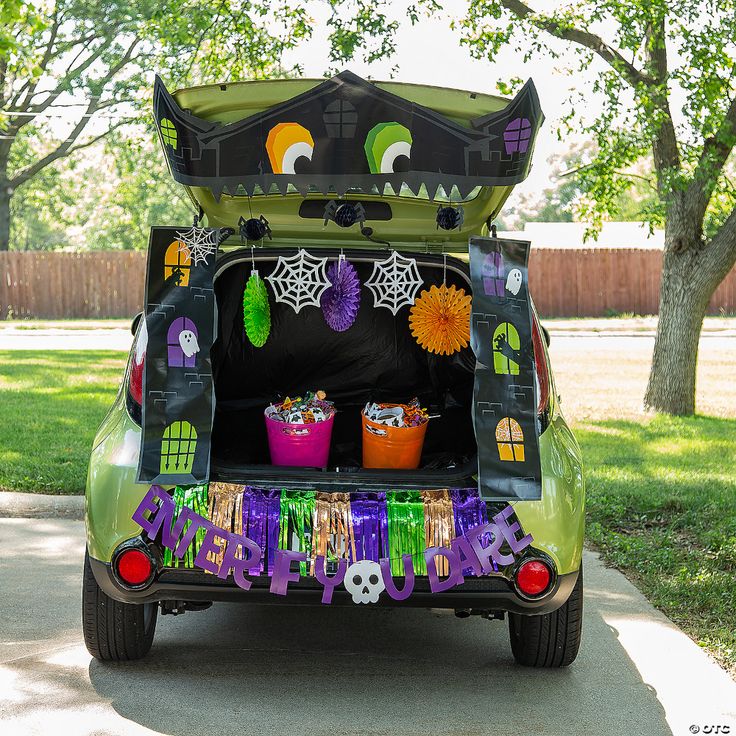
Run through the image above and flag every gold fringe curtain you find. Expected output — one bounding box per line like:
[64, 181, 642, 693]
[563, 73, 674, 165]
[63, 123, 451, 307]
[422, 489, 454, 577]
[207, 483, 244, 573]
[311, 492, 355, 573]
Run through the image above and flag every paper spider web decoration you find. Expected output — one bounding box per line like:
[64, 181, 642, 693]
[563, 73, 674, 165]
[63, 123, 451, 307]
[176, 226, 219, 266]
[266, 249, 331, 313]
[365, 251, 423, 315]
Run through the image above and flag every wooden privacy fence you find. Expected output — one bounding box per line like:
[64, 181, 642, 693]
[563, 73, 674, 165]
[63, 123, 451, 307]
[1, 249, 735, 319]
[0, 252, 145, 320]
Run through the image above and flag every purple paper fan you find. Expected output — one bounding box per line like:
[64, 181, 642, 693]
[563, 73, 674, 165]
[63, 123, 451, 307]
[321, 259, 361, 332]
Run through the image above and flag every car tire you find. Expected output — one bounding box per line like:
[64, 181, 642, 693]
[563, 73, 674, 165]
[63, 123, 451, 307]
[82, 551, 157, 661]
[508, 566, 583, 667]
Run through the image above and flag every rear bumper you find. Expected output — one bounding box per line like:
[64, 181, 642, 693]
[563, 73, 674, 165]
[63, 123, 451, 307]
[89, 555, 579, 615]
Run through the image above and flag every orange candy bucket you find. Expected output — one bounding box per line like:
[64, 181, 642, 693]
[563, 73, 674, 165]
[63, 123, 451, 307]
[361, 411, 429, 469]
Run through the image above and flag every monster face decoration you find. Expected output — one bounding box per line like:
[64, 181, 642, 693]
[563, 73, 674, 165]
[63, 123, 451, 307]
[153, 71, 543, 199]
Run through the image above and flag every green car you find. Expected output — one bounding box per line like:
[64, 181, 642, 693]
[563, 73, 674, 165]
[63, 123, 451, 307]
[83, 72, 585, 667]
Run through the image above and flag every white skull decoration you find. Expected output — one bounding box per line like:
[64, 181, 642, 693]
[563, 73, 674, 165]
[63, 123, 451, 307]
[344, 560, 385, 604]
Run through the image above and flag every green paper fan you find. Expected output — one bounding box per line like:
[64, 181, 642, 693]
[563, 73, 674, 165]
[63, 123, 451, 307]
[243, 272, 271, 347]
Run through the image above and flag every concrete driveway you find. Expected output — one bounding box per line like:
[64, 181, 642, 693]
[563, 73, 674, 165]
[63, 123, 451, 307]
[1, 518, 734, 736]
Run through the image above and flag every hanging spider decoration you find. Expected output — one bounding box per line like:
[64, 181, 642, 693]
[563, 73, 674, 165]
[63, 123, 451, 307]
[238, 215, 272, 242]
[436, 205, 464, 231]
[322, 200, 367, 228]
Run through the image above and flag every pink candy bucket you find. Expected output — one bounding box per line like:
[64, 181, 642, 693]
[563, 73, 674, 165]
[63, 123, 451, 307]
[264, 412, 335, 467]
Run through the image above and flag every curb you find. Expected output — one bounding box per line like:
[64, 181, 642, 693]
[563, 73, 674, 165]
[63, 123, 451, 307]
[0, 491, 84, 520]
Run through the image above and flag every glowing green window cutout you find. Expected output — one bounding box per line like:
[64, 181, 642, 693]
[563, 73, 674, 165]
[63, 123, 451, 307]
[160, 118, 177, 149]
[364, 122, 412, 174]
[160, 421, 197, 474]
[493, 322, 520, 375]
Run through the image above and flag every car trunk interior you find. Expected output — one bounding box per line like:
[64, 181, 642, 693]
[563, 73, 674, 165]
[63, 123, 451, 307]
[210, 249, 478, 486]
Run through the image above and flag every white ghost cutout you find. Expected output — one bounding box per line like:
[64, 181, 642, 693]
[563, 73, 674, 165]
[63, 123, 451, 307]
[179, 329, 200, 358]
[506, 268, 523, 296]
[343, 560, 385, 604]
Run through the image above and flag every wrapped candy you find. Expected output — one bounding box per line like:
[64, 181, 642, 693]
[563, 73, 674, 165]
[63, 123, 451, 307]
[265, 390, 335, 424]
[363, 397, 429, 428]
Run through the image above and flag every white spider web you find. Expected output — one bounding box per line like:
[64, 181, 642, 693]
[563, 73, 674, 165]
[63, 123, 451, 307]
[365, 251, 423, 315]
[266, 249, 331, 313]
[176, 226, 219, 267]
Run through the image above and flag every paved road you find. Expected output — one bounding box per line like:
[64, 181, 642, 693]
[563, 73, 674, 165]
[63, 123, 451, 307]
[1, 519, 734, 736]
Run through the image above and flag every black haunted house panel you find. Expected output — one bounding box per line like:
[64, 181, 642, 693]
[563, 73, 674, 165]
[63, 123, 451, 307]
[469, 237, 542, 500]
[137, 227, 218, 485]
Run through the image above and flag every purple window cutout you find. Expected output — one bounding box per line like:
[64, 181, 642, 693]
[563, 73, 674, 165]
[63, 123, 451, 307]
[167, 316, 198, 368]
[503, 117, 532, 155]
[482, 251, 505, 297]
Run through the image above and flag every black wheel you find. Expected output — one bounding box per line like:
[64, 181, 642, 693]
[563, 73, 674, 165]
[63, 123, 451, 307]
[82, 551, 157, 661]
[508, 566, 583, 667]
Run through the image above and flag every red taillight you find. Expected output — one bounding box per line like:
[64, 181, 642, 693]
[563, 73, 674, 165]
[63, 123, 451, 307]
[116, 548, 153, 586]
[516, 559, 552, 596]
[129, 353, 144, 406]
[531, 313, 550, 415]
[127, 321, 147, 409]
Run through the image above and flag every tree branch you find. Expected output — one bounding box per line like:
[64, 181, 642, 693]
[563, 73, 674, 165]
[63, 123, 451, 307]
[499, 0, 653, 88]
[701, 206, 736, 287]
[7, 11, 61, 112]
[9, 38, 140, 187]
[643, 17, 680, 179]
[688, 93, 736, 221]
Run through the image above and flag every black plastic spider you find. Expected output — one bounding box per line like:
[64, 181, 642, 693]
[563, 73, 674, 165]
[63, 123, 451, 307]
[322, 200, 367, 228]
[238, 215, 272, 242]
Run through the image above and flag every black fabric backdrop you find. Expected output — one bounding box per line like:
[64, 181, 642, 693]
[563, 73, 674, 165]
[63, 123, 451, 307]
[211, 252, 477, 468]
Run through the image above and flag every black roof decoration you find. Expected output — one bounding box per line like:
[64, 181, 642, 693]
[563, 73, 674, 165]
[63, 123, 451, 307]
[153, 70, 544, 200]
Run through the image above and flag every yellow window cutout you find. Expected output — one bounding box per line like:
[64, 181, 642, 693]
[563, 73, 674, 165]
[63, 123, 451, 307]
[164, 241, 191, 287]
[495, 417, 525, 462]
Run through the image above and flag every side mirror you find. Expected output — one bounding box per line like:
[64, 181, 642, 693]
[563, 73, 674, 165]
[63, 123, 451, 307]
[131, 312, 143, 336]
[541, 325, 551, 347]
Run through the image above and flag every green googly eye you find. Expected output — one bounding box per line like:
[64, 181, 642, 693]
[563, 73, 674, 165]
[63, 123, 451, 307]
[364, 122, 412, 174]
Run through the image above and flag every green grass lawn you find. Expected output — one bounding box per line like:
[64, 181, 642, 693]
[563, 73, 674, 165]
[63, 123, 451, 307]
[0, 350, 127, 494]
[578, 415, 736, 674]
[0, 348, 734, 673]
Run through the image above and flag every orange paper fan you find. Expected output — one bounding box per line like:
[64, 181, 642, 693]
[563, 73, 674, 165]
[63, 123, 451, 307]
[409, 283, 472, 355]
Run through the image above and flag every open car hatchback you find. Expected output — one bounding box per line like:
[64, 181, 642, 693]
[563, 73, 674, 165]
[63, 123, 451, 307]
[83, 71, 585, 668]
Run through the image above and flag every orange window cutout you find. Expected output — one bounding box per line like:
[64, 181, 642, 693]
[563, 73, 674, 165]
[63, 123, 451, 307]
[164, 241, 191, 287]
[495, 417, 525, 462]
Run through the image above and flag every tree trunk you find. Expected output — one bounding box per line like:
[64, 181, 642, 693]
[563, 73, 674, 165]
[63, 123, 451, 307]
[644, 246, 711, 414]
[0, 183, 10, 251]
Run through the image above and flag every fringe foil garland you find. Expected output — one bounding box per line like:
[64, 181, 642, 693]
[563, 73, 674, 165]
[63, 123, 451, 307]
[349, 492, 388, 563]
[162, 486, 495, 577]
[163, 484, 210, 568]
[387, 491, 427, 576]
[279, 490, 316, 576]
[422, 489, 455, 576]
[207, 483, 244, 573]
[450, 487, 496, 573]
[312, 492, 355, 573]
[241, 487, 281, 575]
